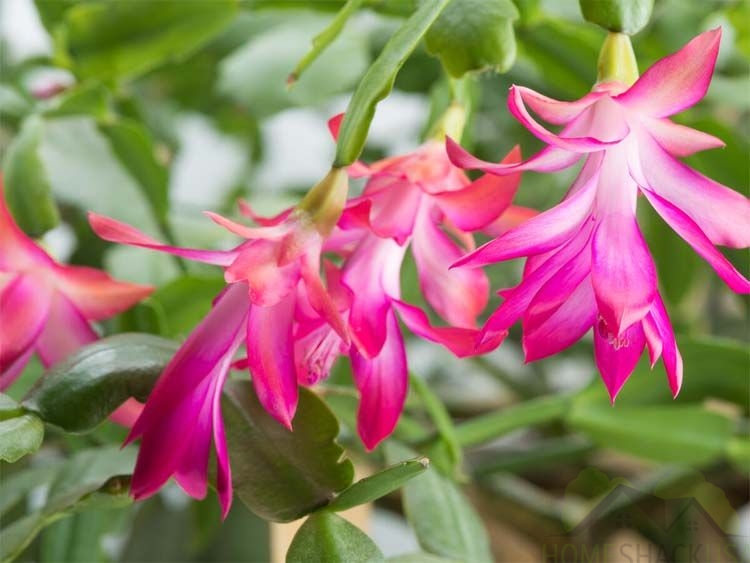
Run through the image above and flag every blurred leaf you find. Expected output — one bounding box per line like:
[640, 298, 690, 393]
[219, 14, 369, 116]
[0, 84, 32, 124]
[289, 0, 365, 84]
[579, 0, 654, 35]
[286, 511, 384, 563]
[23, 333, 178, 433]
[0, 393, 23, 420]
[55, 0, 240, 81]
[334, 0, 451, 166]
[222, 381, 354, 522]
[147, 275, 226, 338]
[0, 413, 44, 463]
[386, 443, 492, 562]
[39, 509, 113, 563]
[566, 404, 734, 465]
[97, 118, 171, 236]
[43, 83, 110, 119]
[2, 116, 60, 236]
[727, 437, 750, 472]
[388, 554, 460, 563]
[0, 445, 136, 562]
[726, 1, 750, 58]
[0, 463, 62, 516]
[34, 0, 76, 32]
[328, 457, 429, 512]
[425, 0, 518, 77]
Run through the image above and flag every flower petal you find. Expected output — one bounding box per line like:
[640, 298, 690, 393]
[411, 213, 487, 328]
[226, 240, 301, 306]
[642, 189, 750, 294]
[642, 117, 725, 157]
[643, 295, 683, 396]
[447, 138, 580, 175]
[203, 211, 291, 240]
[53, 264, 152, 321]
[246, 294, 298, 429]
[635, 133, 750, 248]
[237, 200, 292, 226]
[433, 146, 522, 232]
[482, 205, 538, 237]
[362, 178, 421, 244]
[508, 86, 628, 152]
[350, 310, 407, 450]
[454, 172, 597, 268]
[510, 87, 606, 125]
[0, 276, 51, 381]
[616, 29, 722, 118]
[594, 317, 646, 402]
[393, 300, 504, 357]
[591, 213, 657, 334]
[89, 212, 238, 266]
[35, 292, 97, 368]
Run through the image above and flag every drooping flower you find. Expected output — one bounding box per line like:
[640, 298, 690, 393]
[0, 177, 151, 426]
[447, 29, 750, 399]
[322, 115, 531, 448]
[89, 169, 349, 516]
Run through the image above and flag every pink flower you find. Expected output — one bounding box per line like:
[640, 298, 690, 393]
[447, 29, 750, 400]
[89, 170, 349, 516]
[323, 121, 530, 448]
[0, 178, 152, 426]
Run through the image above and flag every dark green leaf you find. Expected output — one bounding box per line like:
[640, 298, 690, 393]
[579, 0, 653, 35]
[425, 0, 518, 77]
[334, 0, 451, 166]
[0, 445, 136, 562]
[57, 0, 239, 81]
[386, 443, 492, 562]
[222, 381, 354, 522]
[328, 457, 429, 512]
[566, 404, 733, 465]
[286, 512, 384, 563]
[0, 413, 44, 463]
[2, 116, 60, 236]
[23, 333, 178, 432]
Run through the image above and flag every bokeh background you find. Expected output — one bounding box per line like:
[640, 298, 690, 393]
[1, 0, 748, 561]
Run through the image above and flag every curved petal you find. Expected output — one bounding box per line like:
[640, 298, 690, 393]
[0, 276, 51, 380]
[482, 205, 538, 237]
[128, 283, 248, 503]
[237, 200, 292, 226]
[350, 310, 407, 450]
[510, 86, 606, 125]
[594, 317, 646, 402]
[642, 189, 750, 293]
[246, 294, 298, 429]
[412, 213, 488, 328]
[643, 295, 683, 396]
[446, 137, 580, 176]
[300, 251, 348, 342]
[226, 240, 301, 306]
[635, 133, 750, 248]
[508, 86, 628, 152]
[433, 146, 522, 232]
[523, 279, 597, 362]
[203, 211, 291, 241]
[53, 265, 152, 321]
[454, 172, 597, 268]
[363, 178, 421, 244]
[393, 300, 504, 357]
[592, 213, 657, 334]
[35, 291, 97, 368]
[642, 117, 725, 157]
[89, 213, 238, 266]
[616, 29, 721, 118]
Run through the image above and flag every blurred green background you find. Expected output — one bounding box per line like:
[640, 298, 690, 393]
[0, 0, 748, 561]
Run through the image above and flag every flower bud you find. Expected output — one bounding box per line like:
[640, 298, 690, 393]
[596, 32, 639, 87]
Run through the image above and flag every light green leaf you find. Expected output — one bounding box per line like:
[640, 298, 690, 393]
[409, 375, 462, 471]
[222, 381, 354, 522]
[146, 275, 227, 338]
[386, 443, 492, 562]
[2, 116, 60, 236]
[425, 0, 518, 77]
[579, 0, 653, 35]
[334, 0, 451, 166]
[43, 82, 110, 119]
[566, 404, 734, 465]
[56, 0, 239, 81]
[328, 457, 429, 512]
[289, 0, 365, 84]
[286, 512, 384, 563]
[23, 333, 178, 433]
[0, 413, 44, 463]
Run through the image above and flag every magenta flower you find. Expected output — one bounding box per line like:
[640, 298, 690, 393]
[447, 29, 750, 400]
[89, 171, 349, 516]
[0, 179, 152, 425]
[323, 125, 530, 448]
